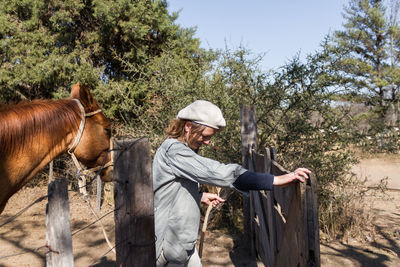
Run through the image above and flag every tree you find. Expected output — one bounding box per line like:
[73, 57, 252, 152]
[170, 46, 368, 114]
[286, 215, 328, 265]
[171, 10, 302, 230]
[322, 0, 400, 132]
[0, 0, 203, 112]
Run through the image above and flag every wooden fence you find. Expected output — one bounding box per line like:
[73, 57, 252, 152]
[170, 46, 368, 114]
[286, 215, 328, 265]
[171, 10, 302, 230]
[241, 106, 320, 267]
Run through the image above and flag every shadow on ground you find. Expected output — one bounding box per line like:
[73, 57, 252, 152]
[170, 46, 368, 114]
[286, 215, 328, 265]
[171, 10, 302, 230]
[230, 232, 260, 267]
[90, 256, 117, 267]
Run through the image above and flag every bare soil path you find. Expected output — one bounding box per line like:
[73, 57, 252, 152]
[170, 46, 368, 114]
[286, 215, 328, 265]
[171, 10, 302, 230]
[319, 189, 400, 267]
[318, 154, 400, 267]
[0, 154, 398, 266]
[0, 186, 116, 267]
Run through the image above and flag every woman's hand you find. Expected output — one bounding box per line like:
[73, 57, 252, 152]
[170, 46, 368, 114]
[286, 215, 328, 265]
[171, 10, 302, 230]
[273, 168, 311, 186]
[201, 192, 225, 207]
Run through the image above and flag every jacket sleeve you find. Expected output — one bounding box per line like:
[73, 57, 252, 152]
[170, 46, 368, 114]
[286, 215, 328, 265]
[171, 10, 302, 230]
[165, 142, 246, 187]
[233, 171, 274, 191]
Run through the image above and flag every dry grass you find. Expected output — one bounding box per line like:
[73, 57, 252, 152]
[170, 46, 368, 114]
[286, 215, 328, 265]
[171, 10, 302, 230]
[319, 170, 390, 243]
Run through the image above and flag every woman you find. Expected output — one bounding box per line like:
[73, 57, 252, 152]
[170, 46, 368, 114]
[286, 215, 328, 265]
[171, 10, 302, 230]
[153, 100, 310, 266]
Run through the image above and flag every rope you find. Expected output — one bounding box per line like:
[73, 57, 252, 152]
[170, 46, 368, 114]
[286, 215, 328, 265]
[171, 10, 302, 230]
[67, 99, 87, 155]
[67, 99, 102, 155]
[69, 147, 113, 195]
[83, 199, 116, 254]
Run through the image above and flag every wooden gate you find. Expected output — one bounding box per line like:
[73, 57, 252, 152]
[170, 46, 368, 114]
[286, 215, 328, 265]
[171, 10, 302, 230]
[241, 106, 320, 267]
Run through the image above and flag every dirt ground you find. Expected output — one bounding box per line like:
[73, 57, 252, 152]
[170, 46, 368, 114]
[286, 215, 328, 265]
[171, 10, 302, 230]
[0, 154, 399, 267]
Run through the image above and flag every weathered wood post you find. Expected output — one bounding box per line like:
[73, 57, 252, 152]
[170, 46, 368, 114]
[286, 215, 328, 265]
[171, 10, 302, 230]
[259, 147, 277, 267]
[304, 173, 320, 267]
[46, 178, 74, 267]
[240, 105, 257, 256]
[113, 138, 155, 266]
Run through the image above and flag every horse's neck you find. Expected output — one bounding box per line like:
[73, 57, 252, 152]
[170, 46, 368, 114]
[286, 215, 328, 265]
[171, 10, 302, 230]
[1, 100, 78, 195]
[8, 128, 73, 183]
[0, 129, 74, 210]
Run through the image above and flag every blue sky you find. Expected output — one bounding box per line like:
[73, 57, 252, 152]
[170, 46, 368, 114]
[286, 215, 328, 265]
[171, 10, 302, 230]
[167, 0, 349, 70]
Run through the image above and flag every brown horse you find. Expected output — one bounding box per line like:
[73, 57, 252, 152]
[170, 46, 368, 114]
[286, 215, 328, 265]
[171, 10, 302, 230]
[0, 83, 113, 214]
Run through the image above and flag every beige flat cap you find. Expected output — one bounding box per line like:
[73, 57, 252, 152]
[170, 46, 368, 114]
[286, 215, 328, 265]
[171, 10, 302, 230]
[177, 100, 226, 129]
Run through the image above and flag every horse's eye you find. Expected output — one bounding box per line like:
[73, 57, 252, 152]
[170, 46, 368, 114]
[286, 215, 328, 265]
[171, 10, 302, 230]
[105, 128, 112, 137]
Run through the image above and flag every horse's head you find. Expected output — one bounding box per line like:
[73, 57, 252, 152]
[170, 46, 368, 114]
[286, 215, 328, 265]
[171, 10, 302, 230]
[69, 83, 113, 182]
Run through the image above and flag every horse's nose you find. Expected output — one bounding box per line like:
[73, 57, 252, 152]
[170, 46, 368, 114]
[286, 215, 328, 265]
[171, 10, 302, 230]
[100, 167, 114, 182]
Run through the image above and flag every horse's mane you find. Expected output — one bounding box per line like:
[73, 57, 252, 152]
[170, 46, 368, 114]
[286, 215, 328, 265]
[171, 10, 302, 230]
[0, 99, 81, 158]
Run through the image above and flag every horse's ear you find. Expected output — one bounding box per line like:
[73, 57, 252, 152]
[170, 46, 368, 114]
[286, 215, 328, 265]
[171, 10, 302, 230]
[70, 83, 98, 109]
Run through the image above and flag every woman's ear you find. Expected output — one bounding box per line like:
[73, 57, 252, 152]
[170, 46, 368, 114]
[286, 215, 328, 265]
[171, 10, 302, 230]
[184, 121, 192, 133]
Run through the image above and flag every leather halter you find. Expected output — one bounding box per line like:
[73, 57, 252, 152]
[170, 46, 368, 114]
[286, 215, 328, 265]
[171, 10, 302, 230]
[68, 99, 113, 175]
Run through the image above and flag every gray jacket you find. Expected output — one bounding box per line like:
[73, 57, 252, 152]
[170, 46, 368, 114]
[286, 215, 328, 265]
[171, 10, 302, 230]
[153, 138, 246, 263]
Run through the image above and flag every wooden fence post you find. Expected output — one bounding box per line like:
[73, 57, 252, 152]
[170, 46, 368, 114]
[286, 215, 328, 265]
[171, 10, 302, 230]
[46, 178, 74, 267]
[113, 138, 155, 267]
[305, 173, 320, 266]
[262, 147, 277, 266]
[240, 105, 257, 257]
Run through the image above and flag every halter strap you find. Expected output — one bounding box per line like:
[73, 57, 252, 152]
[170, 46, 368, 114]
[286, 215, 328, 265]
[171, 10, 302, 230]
[68, 99, 102, 155]
[65, 98, 113, 200]
[67, 98, 109, 175]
